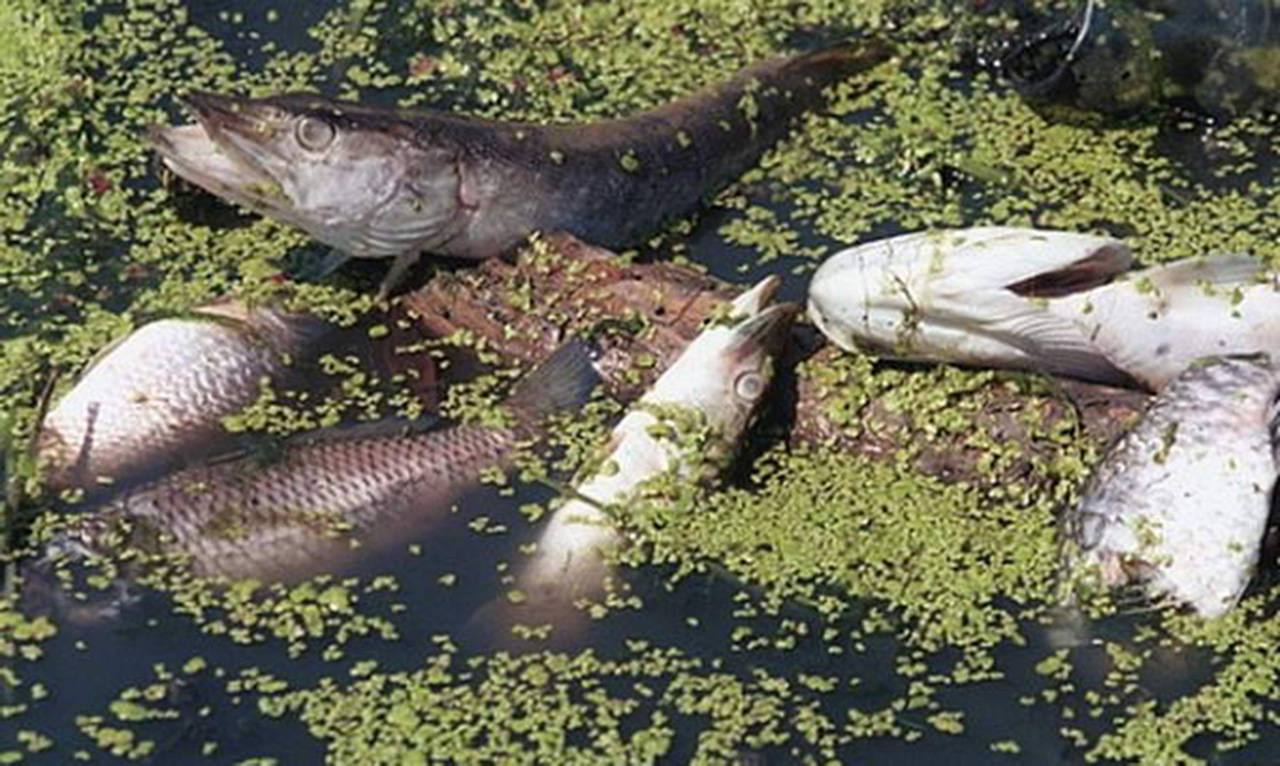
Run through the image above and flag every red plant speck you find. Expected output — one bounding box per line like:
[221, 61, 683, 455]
[87, 171, 112, 196]
[409, 55, 436, 78]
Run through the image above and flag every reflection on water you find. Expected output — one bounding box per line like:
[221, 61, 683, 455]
[5, 0, 1280, 763]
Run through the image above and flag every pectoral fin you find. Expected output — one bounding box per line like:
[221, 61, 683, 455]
[378, 251, 421, 300]
[997, 301, 1134, 385]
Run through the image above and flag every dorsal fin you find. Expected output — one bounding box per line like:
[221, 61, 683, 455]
[505, 339, 603, 420]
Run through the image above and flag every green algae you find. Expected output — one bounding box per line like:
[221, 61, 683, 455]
[637, 444, 1062, 651]
[259, 645, 909, 766]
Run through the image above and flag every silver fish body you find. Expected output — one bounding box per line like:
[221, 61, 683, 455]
[148, 42, 891, 291]
[80, 423, 522, 582]
[37, 300, 328, 497]
[1051, 255, 1280, 390]
[808, 227, 1280, 390]
[44, 340, 600, 583]
[1060, 355, 1280, 617]
[807, 227, 1136, 384]
[517, 276, 797, 609]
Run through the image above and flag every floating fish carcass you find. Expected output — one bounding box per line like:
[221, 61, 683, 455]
[36, 299, 331, 498]
[36, 340, 600, 585]
[808, 226, 1280, 391]
[513, 276, 797, 619]
[1059, 355, 1280, 617]
[148, 41, 893, 295]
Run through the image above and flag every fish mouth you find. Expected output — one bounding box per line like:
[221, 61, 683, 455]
[147, 92, 295, 217]
[725, 302, 800, 362]
[728, 274, 782, 317]
[719, 276, 796, 361]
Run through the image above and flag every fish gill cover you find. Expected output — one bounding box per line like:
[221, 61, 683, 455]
[2, 0, 1280, 764]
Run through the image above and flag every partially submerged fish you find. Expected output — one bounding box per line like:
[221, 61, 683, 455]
[1059, 355, 1280, 617]
[808, 227, 1137, 384]
[148, 41, 892, 294]
[808, 226, 1280, 390]
[37, 300, 330, 497]
[37, 340, 600, 584]
[513, 276, 796, 619]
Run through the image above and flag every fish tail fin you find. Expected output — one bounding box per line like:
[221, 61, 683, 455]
[505, 339, 602, 420]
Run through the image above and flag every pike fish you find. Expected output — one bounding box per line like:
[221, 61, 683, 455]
[37, 299, 330, 497]
[40, 340, 600, 584]
[515, 276, 796, 614]
[808, 226, 1280, 390]
[147, 41, 892, 295]
[1059, 355, 1280, 617]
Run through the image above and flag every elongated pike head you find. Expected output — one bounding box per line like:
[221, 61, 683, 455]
[807, 227, 1134, 378]
[148, 92, 467, 258]
[644, 275, 797, 442]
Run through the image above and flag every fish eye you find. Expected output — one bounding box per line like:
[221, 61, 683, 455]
[734, 371, 765, 401]
[296, 117, 335, 151]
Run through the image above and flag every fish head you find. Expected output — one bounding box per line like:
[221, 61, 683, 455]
[807, 227, 1133, 375]
[644, 275, 797, 442]
[149, 92, 466, 257]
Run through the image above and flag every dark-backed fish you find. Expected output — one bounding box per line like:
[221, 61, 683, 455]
[37, 299, 330, 497]
[148, 41, 892, 294]
[1059, 354, 1280, 617]
[40, 340, 600, 584]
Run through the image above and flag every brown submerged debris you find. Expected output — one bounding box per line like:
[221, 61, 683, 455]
[401, 233, 738, 401]
[403, 233, 1151, 491]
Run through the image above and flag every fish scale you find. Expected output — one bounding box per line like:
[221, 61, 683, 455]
[37, 339, 601, 586]
[106, 424, 514, 580]
[38, 304, 329, 497]
[1061, 355, 1280, 617]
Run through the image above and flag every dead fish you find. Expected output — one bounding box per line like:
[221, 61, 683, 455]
[39, 339, 600, 585]
[37, 299, 331, 498]
[807, 227, 1137, 385]
[809, 227, 1280, 391]
[147, 41, 892, 295]
[515, 276, 796, 616]
[1048, 254, 1280, 390]
[1059, 354, 1280, 617]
